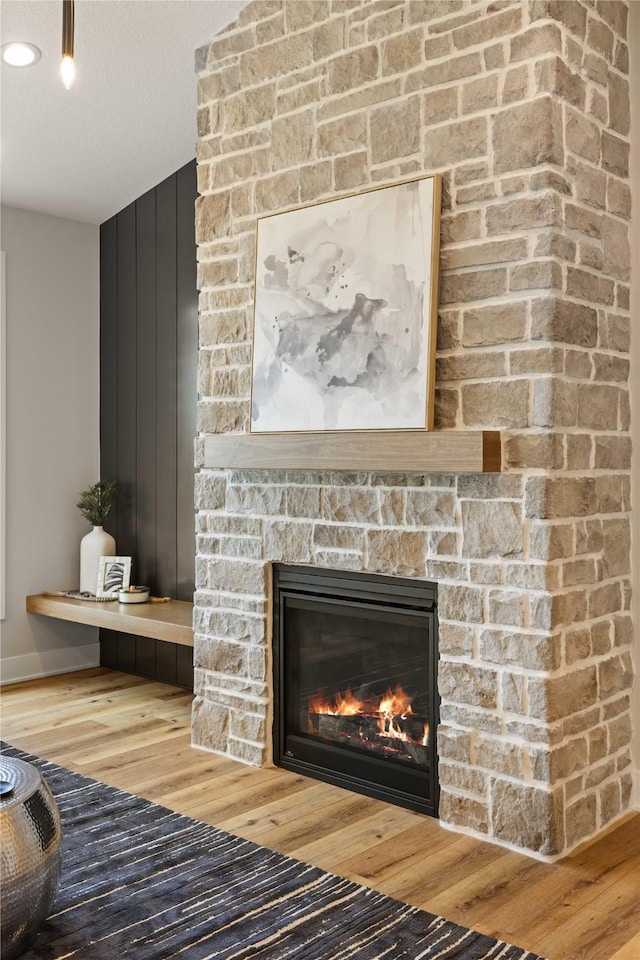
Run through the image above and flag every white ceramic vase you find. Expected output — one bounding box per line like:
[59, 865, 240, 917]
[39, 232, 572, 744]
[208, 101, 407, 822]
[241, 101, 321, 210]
[79, 526, 116, 594]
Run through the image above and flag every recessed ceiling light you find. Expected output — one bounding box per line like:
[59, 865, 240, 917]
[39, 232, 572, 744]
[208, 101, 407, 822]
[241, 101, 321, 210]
[1, 42, 42, 68]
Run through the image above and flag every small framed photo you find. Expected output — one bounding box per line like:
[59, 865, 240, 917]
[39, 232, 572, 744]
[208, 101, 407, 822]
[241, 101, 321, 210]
[96, 556, 132, 598]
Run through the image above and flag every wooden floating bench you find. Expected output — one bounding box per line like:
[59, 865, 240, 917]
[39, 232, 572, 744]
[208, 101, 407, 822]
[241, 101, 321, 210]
[26, 594, 194, 648]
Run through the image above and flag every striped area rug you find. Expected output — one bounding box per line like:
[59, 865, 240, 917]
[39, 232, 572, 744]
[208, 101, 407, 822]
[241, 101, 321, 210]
[4, 745, 547, 960]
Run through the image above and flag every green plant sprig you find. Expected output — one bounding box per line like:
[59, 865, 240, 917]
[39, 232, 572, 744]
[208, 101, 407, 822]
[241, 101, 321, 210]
[77, 481, 117, 526]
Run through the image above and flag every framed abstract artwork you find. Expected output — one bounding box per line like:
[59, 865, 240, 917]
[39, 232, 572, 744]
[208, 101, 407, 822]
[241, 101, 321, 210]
[250, 174, 441, 433]
[96, 556, 132, 598]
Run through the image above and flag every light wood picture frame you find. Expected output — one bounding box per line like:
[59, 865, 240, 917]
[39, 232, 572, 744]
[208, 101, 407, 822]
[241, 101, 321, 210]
[250, 174, 442, 434]
[96, 556, 132, 598]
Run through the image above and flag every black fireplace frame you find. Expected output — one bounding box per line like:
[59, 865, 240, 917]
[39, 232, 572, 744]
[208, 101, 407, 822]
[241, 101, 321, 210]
[272, 564, 440, 817]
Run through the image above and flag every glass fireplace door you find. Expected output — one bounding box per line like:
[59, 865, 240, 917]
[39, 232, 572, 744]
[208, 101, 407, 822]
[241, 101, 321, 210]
[273, 565, 439, 816]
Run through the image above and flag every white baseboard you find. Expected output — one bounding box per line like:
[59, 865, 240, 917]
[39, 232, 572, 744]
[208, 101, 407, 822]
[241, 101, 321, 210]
[0, 644, 100, 685]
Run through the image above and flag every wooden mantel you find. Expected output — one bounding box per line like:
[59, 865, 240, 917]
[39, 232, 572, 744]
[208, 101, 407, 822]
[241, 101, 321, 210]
[204, 430, 502, 473]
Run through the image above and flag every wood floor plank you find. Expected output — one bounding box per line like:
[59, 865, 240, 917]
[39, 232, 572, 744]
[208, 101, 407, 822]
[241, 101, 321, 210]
[3, 668, 639, 960]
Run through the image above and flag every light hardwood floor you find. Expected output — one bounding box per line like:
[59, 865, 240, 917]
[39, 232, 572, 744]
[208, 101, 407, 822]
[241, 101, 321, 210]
[2, 668, 638, 960]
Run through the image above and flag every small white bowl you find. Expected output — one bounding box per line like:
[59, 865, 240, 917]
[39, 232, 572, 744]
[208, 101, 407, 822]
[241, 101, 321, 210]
[119, 586, 150, 604]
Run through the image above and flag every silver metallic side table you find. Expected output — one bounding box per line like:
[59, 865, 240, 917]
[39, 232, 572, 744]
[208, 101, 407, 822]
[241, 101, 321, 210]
[0, 755, 62, 959]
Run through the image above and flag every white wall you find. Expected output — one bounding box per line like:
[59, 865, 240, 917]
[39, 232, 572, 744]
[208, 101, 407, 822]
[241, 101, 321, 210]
[630, 3, 640, 809]
[0, 205, 101, 682]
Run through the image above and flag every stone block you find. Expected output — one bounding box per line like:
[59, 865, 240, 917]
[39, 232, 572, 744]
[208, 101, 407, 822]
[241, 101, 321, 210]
[601, 218, 630, 282]
[501, 64, 529, 104]
[406, 52, 482, 93]
[504, 434, 564, 471]
[424, 87, 459, 126]
[328, 45, 379, 94]
[461, 381, 529, 428]
[536, 56, 586, 108]
[366, 529, 427, 577]
[371, 98, 420, 163]
[510, 22, 562, 62]
[439, 623, 474, 657]
[462, 75, 498, 114]
[437, 353, 506, 382]
[439, 791, 489, 834]
[334, 152, 368, 191]
[381, 28, 423, 75]
[434, 388, 459, 429]
[565, 793, 597, 848]
[286, 486, 322, 518]
[564, 202, 602, 239]
[424, 34, 452, 60]
[254, 170, 300, 213]
[525, 477, 597, 520]
[198, 399, 249, 434]
[200, 309, 247, 346]
[195, 473, 227, 510]
[493, 98, 563, 174]
[488, 590, 525, 628]
[461, 302, 527, 346]
[561, 558, 596, 587]
[509, 260, 562, 292]
[452, 6, 522, 50]
[240, 32, 312, 85]
[606, 72, 630, 137]
[313, 524, 363, 550]
[473, 733, 525, 778]
[271, 110, 315, 168]
[195, 192, 231, 244]
[207, 558, 267, 595]
[574, 161, 607, 210]
[565, 108, 601, 163]
[405, 489, 457, 527]
[576, 384, 620, 430]
[531, 297, 597, 347]
[226, 484, 286, 516]
[528, 667, 598, 722]
[481, 629, 560, 671]
[318, 113, 367, 157]
[599, 653, 633, 701]
[424, 117, 487, 169]
[223, 85, 276, 136]
[264, 520, 313, 562]
[300, 160, 332, 202]
[602, 131, 629, 178]
[595, 435, 631, 470]
[439, 661, 498, 709]
[461, 500, 522, 559]
[491, 780, 564, 855]
[486, 193, 561, 234]
[192, 697, 230, 753]
[440, 210, 482, 244]
[564, 627, 592, 665]
[532, 377, 577, 429]
[566, 267, 615, 306]
[324, 487, 379, 524]
[600, 520, 631, 581]
[439, 585, 484, 624]
[439, 762, 487, 796]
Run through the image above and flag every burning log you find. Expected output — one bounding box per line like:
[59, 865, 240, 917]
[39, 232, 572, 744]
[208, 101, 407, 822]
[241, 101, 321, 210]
[311, 713, 429, 767]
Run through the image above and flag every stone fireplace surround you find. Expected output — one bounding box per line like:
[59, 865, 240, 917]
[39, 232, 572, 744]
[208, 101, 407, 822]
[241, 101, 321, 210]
[191, 0, 634, 859]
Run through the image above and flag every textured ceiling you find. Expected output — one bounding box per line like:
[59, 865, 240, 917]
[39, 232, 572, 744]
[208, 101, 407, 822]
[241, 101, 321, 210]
[0, 0, 246, 224]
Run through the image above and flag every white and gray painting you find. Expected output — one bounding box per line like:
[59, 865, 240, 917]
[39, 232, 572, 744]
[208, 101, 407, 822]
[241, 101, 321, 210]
[251, 177, 436, 432]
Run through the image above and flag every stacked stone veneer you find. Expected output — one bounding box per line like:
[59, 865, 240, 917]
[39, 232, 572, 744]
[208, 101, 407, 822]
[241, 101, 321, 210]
[192, 0, 634, 857]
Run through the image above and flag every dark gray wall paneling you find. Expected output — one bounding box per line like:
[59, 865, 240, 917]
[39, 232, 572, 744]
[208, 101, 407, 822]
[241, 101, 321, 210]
[100, 160, 197, 689]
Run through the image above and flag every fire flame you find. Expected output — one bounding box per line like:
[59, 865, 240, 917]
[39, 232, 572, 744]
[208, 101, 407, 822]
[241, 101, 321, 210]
[308, 685, 429, 747]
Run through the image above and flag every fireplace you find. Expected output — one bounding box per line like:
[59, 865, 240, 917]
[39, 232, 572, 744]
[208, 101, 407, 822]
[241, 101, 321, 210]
[273, 565, 439, 817]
